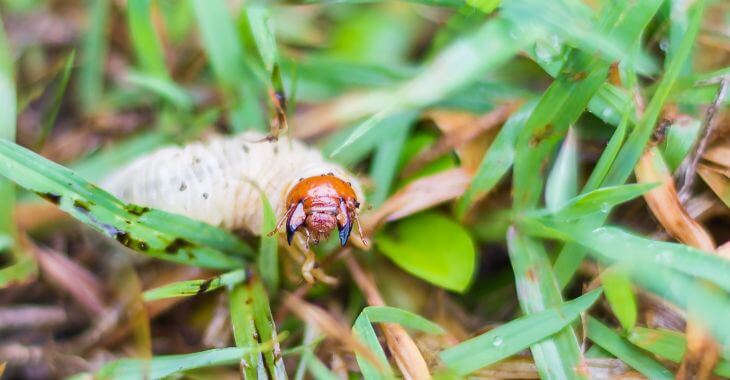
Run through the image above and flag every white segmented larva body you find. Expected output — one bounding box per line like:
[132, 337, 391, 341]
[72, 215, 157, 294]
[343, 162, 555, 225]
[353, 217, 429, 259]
[102, 131, 363, 234]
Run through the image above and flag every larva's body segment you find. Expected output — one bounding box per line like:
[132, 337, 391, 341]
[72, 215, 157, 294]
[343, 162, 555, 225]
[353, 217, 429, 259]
[102, 132, 363, 237]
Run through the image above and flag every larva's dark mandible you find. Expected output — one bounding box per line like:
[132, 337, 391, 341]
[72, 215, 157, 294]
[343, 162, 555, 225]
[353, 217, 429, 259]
[102, 132, 365, 246]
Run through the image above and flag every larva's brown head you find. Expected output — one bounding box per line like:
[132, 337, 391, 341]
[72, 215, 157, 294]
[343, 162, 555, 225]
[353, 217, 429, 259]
[273, 174, 363, 247]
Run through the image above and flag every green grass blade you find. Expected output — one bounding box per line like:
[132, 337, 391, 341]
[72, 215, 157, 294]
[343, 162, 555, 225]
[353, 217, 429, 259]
[440, 288, 602, 376]
[542, 183, 658, 220]
[124, 71, 193, 110]
[659, 117, 701, 172]
[603, 0, 705, 186]
[78, 0, 110, 112]
[38, 51, 75, 147]
[0, 16, 17, 247]
[332, 17, 535, 156]
[143, 269, 247, 301]
[628, 327, 730, 377]
[230, 283, 265, 379]
[127, 0, 168, 78]
[456, 100, 537, 217]
[368, 112, 416, 206]
[545, 127, 578, 211]
[0, 139, 246, 269]
[257, 191, 279, 292]
[506, 227, 587, 380]
[582, 114, 629, 192]
[97, 347, 259, 379]
[600, 266, 637, 331]
[352, 312, 392, 379]
[586, 317, 673, 379]
[302, 350, 340, 380]
[363, 306, 445, 335]
[250, 278, 288, 379]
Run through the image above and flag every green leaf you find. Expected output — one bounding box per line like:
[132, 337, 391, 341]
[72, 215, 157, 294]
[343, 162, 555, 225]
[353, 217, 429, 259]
[352, 312, 393, 380]
[506, 228, 587, 380]
[0, 16, 17, 249]
[331, 17, 536, 156]
[586, 317, 673, 379]
[363, 306, 445, 335]
[600, 266, 636, 331]
[0, 139, 247, 269]
[97, 347, 260, 379]
[127, 0, 168, 78]
[142, 269, 246, 301]
[229, 283, 261, 379]
[124, 71, 193, 110]
[628, 327, 730, 378]
[545, 127, 578, 211]
[457, 100, 537, 218]
[542, 183, 658, 220]
[369, 112, 416, 206]
[258, 191, 279, 292]
[376, 211, 475, 292]
[440, 288, 602, 376]
[659, 117, 701, 172]
[78, 0, 110, 112]
[245, 6, 277, 72]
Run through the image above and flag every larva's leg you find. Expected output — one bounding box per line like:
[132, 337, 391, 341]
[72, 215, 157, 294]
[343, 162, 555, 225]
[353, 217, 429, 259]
[353, 210, 368, 247]
[270, 204, 294, 237]
[301, 248, 315, 284]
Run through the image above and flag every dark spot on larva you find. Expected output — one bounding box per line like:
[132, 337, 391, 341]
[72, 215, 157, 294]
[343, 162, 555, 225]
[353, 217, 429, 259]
[38, 192, 61, 205]
[242, 144, 249, 153]
[165, 238, 193, 254]
[327, 172, 334, 176]
[127, 204, 150, 216]
[298, 178, 303, 182]
[202, 192, 209, 199]
[273, 145, 278, 155]
[73, 199, 91, 213]
[347, 181, 352, 186]
[193, 157, 201, 164]
[179, 182, 187, 191]
[197, 278, 214, 294]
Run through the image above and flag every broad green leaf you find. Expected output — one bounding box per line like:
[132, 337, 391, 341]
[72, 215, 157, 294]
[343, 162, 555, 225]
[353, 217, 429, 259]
[586, 317, 672, 379]
[376, 211, 475, 292]
[628, 327, 730, 377]
[507, 228, 587, 380]
[600, 266, 636, 331]
[0, 139, 247, 269]
[143, 270, 246, 301]
[440, 288, 602, 375]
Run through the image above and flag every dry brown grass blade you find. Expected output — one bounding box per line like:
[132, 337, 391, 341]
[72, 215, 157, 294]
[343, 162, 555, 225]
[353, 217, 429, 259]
[635, 148, 722, 380]
[635, 148, 715, 250]
[0, 305, 68, 330]
[292, 92, 389, 139]
[283, 293, 385, 372]
[15, 202, 68, 231]
[697, 164, 730, 207]
[364, 168, 471, 233]
[345, 255, 431, 380]
[403, 102, 518, 176]
[467, 357, 645, 379]
[702, 144, 730, 168]
[33, 243, 105, 314]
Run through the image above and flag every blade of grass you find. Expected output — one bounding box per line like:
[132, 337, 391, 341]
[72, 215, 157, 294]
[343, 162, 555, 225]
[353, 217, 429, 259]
[628, 327, 730, 377]
[331, 17, 536, 156]
[78, 0, 110, 112]
[537, 182, 658, 220]
[37, 51, 75, 147]
[127, 0, 168, 78]
[363, 306, 445, 335]
[143, 269, 246, 301]
[586, 317, 673, 379]
[545, 127, 578, 211]
[352, 312, 393, 379]
[368, 112, 416, 206]
[553, 0, 705, 286]
[190, 0, 264, 132]
[0, 16, 17, 249]
[96, 347, 265, 379]
[506, 227, 587, 380]
[124, 71, 193, 111]
[0, 139, 247, 269]
[600, 266, 637, 331]
[257, 191, 278, 292]
[230, 282, 265, 379]
[440, 288, 602, 376]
